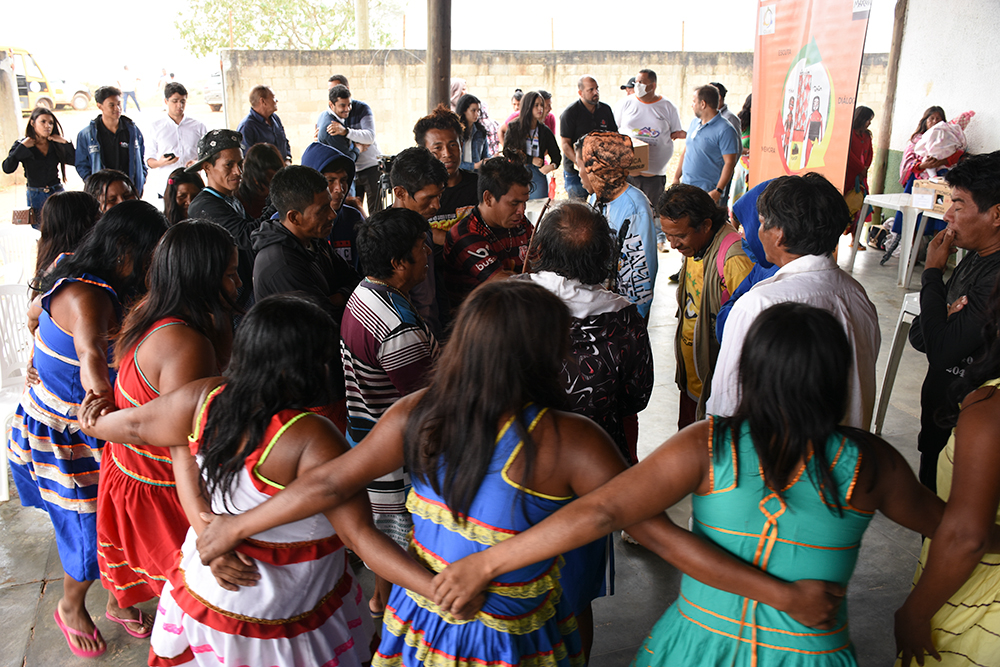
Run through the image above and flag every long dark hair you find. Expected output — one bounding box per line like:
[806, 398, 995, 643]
[33, 200, 167, 308]
[455, 94, 483, 142]
[25, 107, 67, 182]
[114, 220, 236, 367]
[199, 295, 338, 507]
[237, 142, 283, 206]
[738, 94, 752, 133]
[505, 91, 543, 155]
[852, 106, 875, 134]
[163, 168, 204, 225]
[912, 106, 946, 141]
[34, 191, 101, 280]
[404, 281, 570, 521]
[720, 302, 854, 511]
[83, 169, 137, 213]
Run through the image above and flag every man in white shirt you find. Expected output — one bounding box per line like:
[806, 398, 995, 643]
[144, 82, 207, 201]
[614, 69, 686, 214]
[706, 173, 880, 429]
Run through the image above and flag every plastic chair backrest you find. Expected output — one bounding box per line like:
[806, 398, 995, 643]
[0, 226, 40, 280]
[0, 284, 32, 391]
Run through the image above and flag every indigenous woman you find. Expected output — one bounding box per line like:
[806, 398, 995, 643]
[80, 295, 440, 667]
[894, 277, 1000, 665]
[235, 142, 283, 219]
[844, 106, 874, 245]
[2, 107, 75, 225]
[193, 283, 850, 667]
[84, 168, 138, 214]
[432, 302, 951, 667]
[96, 220, 244, 626]
[504, 91, 561, 200]
[162, 168, 204, 225]
[7, 201, 167, 657]
[33, 191, 101, 282]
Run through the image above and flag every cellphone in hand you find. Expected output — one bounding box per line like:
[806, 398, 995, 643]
[164, 153, 176, 159]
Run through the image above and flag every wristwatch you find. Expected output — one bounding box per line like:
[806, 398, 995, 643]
[715, 187, 724, 194]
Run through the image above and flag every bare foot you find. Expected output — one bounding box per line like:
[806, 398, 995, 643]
[106, 594, 155, 636]
[56, 599, 105, 655]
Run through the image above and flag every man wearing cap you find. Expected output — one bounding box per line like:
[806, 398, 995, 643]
[559, 76, 617, 201]
[237, 85, 291, 163]
[186, 129, 260, 313]
[612, 77, 636, 119]
[615, 69, 686, 218]
[301, 141, 365, 271]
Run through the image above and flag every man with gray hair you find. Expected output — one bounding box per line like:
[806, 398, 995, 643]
[559, 76, 617, 200]
[237, 85, 291, 162]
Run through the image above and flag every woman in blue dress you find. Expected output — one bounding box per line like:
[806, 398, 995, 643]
[8, 201, 166, 657]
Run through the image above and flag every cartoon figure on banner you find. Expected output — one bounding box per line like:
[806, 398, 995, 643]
[805, 95, 825, 165]
[782, 96, 794, 160]
[777, 39, 833, 173]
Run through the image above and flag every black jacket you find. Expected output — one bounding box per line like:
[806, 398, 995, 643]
[251, 220, 360, 323]
[187, 188, 270, 313]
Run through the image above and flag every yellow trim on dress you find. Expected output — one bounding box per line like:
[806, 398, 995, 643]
[410, 539, 564, 600]
[252, 412, 311, 490]
[188, 385, 224, 446]
[500, 407, 572, 501]
[407, 492, 516, 547]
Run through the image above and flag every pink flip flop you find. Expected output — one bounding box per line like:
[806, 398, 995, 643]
[54, 609, 107, 658]
[105, 609, 153, 638]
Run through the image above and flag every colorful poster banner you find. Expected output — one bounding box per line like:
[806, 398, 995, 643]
[750, 0, 871, 187]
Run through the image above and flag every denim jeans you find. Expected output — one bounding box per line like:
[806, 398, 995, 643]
[27, 184, 64, 229]
[563, 168, 588, 200]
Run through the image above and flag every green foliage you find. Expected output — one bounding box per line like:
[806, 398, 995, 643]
[176, 0, 400, 57]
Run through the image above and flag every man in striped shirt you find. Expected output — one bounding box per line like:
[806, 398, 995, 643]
[340, 207, 439, 621]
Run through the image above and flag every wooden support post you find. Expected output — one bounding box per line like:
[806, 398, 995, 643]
[871, 0, 907, 209]
[427, 0, 451, 112]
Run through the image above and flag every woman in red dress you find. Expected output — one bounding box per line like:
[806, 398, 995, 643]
[844, 106, 875, 244]
[96, 220, 250, 635]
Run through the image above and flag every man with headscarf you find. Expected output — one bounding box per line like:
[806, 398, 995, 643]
[578, 132, 658, 320]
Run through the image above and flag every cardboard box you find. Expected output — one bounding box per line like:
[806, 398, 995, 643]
[627, 139, 649, 176]
[912, 178, 952, 215]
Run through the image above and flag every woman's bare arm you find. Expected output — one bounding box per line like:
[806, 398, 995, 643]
[434, 419, 843, 627]
[893, 389, 1000, 666]
[194, 392, 419, 563]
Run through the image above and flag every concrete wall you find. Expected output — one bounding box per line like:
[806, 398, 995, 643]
[882, 0, 1000, 193]
[220, 49, 889, 165]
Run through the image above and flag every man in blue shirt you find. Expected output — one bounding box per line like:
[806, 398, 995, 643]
[673, 84, 741, 205]
[237, 85, 291, 163]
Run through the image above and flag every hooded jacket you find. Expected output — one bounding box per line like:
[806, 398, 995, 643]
[251, 219, 360, 324]
[301, 142, 366, 271]
[716, 179, 779, 340]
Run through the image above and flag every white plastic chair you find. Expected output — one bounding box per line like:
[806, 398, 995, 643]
[0, 283, 33, 502]
[872, 292, 921, 435]
[0, 226, 39, 285]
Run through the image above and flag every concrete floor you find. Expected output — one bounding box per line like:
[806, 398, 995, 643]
[0, 232, 930, 666]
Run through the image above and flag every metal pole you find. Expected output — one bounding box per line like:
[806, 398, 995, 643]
[427, 0, 451, 112]
[871, 0, 907, 202]
[356, 0, 371, 50]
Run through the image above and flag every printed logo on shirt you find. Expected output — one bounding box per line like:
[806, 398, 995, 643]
[633, 126, 661, 143]
[475, 256, 497, 273]
[469, 247, 491, 259]
[89, 145, 100, 154]
[119, 141, 129, 149]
